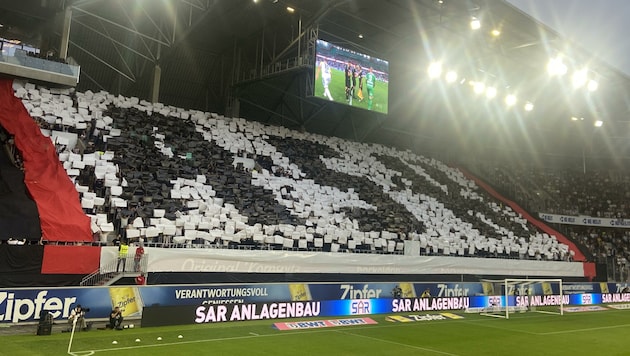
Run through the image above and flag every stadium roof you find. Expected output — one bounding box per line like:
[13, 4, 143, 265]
[1, 0, 630, 160]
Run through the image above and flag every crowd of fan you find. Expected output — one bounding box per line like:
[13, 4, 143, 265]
[1, 83, 574, 263]
[475, 162, 630, 270]
[476, 163, 630, 218]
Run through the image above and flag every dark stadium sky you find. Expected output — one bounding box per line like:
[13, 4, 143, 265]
[506, 0, 630, 77]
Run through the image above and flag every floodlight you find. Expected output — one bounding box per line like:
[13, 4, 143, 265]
[505, 94, 517, 106]
[587, 80, 599, 92]
[473, 82, 485, 94]
[445, 70, 458, 83]
[427, 62, 442, 79]
[547, 57, 567, 76]
[572, 69, 588, 88]
[594, 120, 603, 127]
[491, 29, 501, 37]
[470, 17, 481, 30]
[286, 6, 295, 13]
[571, 116, 579, 121]
[358, 34, 364, 39]
[524, 102, 534, 111]
[485, 86, 497, 99]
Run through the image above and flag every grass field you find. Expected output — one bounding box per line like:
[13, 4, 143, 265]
[314, 67, 389, 114]
[6, 308, 630, 355]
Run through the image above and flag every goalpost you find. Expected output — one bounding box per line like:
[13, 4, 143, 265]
[479, 278, 564, 319]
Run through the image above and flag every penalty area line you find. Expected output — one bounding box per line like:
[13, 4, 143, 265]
[537, 322, 630, 335]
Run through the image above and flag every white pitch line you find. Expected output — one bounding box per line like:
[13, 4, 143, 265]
[82, 334, 276, 353]
[335, 330, 459, 356]
[249, 332, 259, 336]
[536, 323, 630, 335]
[76, 323, 418, 354]
[74, 319, 492, 354]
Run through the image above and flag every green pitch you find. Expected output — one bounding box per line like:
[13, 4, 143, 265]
[5, 309, 630, 355]
[314, 68, 389, 114]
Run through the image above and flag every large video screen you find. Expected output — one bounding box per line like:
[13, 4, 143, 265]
[314, 39, 389, 114]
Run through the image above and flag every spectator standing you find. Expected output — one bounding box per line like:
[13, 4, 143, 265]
[117, 240, 128, 272]
[134, 243, 144, 272]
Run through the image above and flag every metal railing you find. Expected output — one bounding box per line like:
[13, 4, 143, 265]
[0, 52, 80, 86]
[80, 254, 147, 286]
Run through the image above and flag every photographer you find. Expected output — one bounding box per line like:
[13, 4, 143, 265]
[421, 288, 432, 298]
[68, 304, 88, 331]
[109, 306, 124, 330]
[392, 285, 402, 298]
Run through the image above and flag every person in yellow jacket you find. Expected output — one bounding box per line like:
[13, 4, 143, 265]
[117, 240, 129, 272]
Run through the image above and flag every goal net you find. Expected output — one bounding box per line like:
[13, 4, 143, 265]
[479, 278, 564, 319]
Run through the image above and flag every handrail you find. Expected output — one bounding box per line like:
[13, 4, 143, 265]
[80, 254, 147, 286]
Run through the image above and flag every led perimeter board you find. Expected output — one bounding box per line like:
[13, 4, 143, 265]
[314, 39, 389, 114]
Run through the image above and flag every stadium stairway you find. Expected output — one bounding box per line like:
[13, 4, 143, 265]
[80, 256, 146, 286]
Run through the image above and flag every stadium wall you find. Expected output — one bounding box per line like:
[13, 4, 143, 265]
[102, 247, 589, 279]
[0, 245, 83, 287]
[0, 243, 599, 288]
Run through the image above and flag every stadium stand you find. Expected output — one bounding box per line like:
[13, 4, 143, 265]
[473, 162, 630, 280]
[1, 78, 581, 263]
[475, 163, 630, 218]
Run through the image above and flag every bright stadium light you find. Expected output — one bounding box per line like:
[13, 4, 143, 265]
[286, 6, 295, 13]
[445, 70, 458, 83]
[594, 120, 603, 127]
[524, 101, 534, 111]
[505, 94, 517, 106]
[427, 62, 442, 79]
[485, 86, 497, 99]
[587, 79, 599, 92]
[470, 17, 481, 30]
[491, 29, 501, 37]
[572, 69, 588, 88]
[547, 57, 568, 76]
[473, 81, 485, 94]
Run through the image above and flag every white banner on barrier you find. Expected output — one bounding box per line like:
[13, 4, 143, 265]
[539, 212, 630, 228]
[101, 247, 585, 277]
